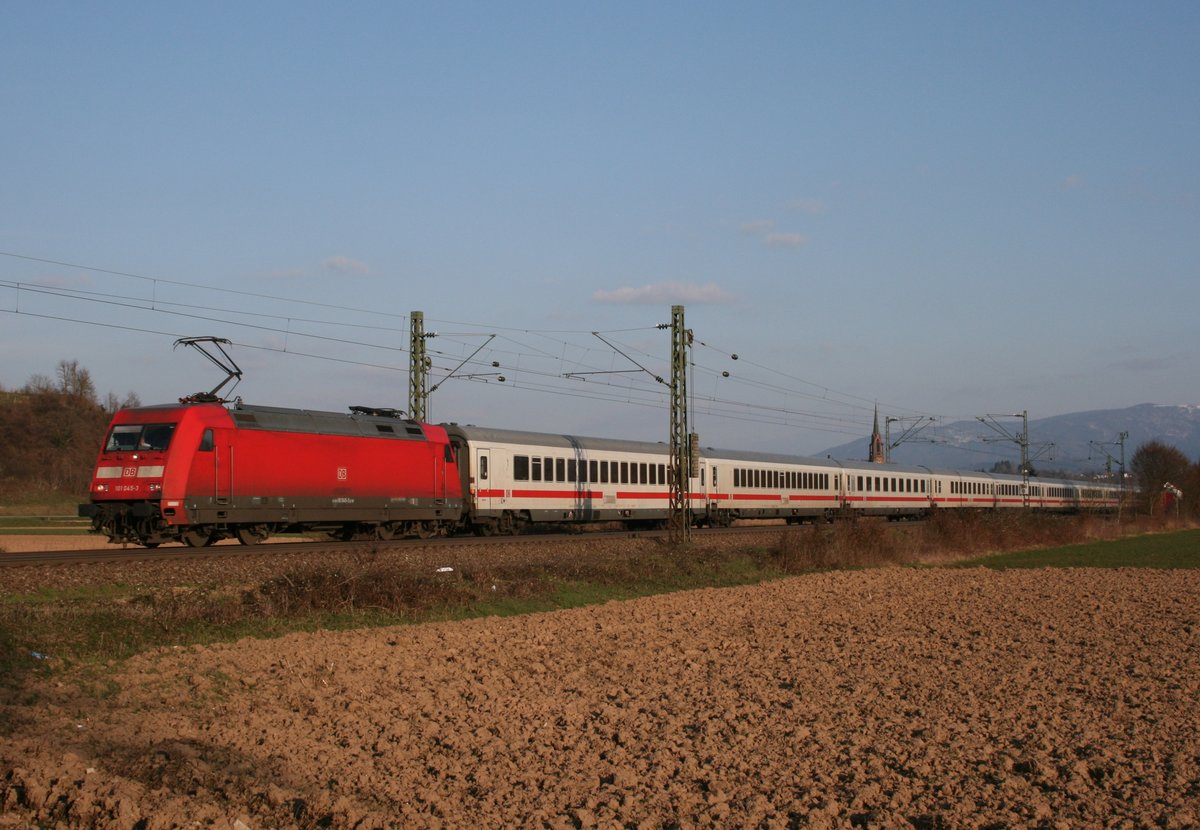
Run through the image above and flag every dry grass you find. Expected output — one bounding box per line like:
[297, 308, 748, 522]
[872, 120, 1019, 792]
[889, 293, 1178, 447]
[3, 513, 1189, 678]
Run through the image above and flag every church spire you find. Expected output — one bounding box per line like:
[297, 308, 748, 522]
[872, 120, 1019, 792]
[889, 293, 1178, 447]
[869, 404, 885, 463]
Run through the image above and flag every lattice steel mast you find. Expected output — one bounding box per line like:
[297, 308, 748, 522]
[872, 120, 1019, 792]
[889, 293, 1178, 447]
[668, 304, 692, 544]
[409, 311, 429, 422]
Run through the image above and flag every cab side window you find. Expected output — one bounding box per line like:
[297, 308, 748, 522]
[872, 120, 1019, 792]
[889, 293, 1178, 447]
[198, 429, 214, 452]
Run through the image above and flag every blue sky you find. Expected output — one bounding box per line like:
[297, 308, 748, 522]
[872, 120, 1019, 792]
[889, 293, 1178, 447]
[2, 2, 1197, 458]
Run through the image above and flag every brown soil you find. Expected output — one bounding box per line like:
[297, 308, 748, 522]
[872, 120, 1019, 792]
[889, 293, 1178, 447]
[2, 550, 1198, 828]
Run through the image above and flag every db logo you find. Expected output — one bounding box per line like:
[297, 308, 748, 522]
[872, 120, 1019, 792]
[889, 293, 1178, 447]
[337, 467, 348, 481]
[123, 466, 138, 477]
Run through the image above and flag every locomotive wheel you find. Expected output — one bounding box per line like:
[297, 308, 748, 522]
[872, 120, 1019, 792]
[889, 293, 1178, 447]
[375, 524, 395, 541]
[412, 521, 434, 539]
[181, 529, 215, 547]
[236, 525, 270, 546]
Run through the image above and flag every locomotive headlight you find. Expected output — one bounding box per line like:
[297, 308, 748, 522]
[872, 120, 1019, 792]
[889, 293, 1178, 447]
[148, 483, 162, 493]
[95, 483, 108, 493]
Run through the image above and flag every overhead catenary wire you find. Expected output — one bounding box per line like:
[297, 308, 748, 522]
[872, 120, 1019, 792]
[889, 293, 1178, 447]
[3, 250, 967, 443]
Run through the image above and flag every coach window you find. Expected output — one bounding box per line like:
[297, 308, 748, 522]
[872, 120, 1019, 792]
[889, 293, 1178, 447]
[531, 457, 543, 481]
[567, 459, 577, 482]
[514, 456, 529, 481]
[556, 458, 566, 482]
[618, 462, 627, 484]
[478, 455, 489, 481]
[198, 429, 214, 452]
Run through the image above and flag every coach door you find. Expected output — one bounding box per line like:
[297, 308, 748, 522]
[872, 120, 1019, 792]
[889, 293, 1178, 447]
[475, 448, 493, 511]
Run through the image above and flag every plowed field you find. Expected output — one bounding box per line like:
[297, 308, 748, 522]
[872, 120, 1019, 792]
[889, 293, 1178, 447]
[2, 561, 1197, 829]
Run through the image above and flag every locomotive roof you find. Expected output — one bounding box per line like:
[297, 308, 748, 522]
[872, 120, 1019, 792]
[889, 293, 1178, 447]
[227, 403, 433, 440]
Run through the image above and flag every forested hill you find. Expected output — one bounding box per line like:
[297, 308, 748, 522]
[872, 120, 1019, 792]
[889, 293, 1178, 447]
[0, 361, 139, 498]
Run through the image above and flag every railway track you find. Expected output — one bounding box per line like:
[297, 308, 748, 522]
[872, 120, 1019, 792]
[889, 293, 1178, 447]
[0, 523, 807, 568]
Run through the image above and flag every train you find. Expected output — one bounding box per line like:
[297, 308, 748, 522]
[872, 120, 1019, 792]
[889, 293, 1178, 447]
[78, 399, 1124, 548]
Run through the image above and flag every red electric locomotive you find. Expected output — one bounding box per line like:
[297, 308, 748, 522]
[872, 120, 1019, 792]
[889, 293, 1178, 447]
[79, 401, 464, 547]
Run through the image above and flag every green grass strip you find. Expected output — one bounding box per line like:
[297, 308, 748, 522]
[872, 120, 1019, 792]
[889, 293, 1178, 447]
[955, 528, 1200, 569]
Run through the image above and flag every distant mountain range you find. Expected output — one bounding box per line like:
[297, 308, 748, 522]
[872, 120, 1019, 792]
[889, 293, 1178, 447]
[819, 404, 1200, 474]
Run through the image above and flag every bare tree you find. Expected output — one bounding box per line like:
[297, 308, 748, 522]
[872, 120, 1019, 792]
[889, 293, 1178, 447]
[1129, 440, 1191, 516]
[56, 359, 97, 402]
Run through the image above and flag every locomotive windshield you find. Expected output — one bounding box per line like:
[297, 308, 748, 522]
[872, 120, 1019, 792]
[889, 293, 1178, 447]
[105, 423, 177, 452]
